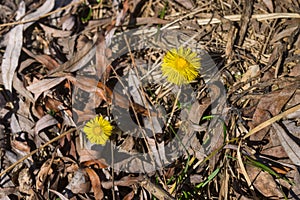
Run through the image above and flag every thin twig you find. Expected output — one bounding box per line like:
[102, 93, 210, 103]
[0, 128, 76, 177]
[197, 13, 300, 25]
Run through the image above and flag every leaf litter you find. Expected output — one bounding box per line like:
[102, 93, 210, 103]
[0, 0, 300, 199]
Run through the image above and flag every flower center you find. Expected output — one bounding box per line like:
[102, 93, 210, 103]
[93, 126, 103, 135]
[176, 57, 189, 69]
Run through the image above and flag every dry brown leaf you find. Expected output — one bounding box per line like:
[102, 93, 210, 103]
[140, 178, 175, 200]
[247, 165, 284, 198]
[49, 189, 69, 200]
[39, 23, 72, 38]
[250, 86, 296, 141]
[270, 25, 299, 44]
[123, 191, 135, 200]
[23, 0, 55, 29]
[101, 175, 144, 189]
[0, 187, 18, 199]
[1, 2, 25, 92]
[241, 65, 260, 83]
[65, 169, 90, 194]
[174, 0, 195, 9]
[48, 36, 96, 76]
[34, 114, 58, 135]
[10, 113, 21, 133]
[95, 32, 110, 80]
[22, 47, 60, 70]
[289, 63, 300, 77]
[85, 168, 104, 200]
[272, 123, 300, 166]
[26, 77, 66, 98]
[36, 159, 53, 191]
[13, 73, 34, 102]
[18, 168, 34, 196]
[83, 159, 108, 169]
[262, 0, 274, 12]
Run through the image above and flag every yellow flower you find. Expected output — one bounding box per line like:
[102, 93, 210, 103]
[83, 115, 113, 145]
[161, 47, 201, 85]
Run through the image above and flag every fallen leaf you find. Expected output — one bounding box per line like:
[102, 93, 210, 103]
[18, 168, 34, 195]
[23, 0, 55, 29]
[65, 169, 90, 194]
[250, 86, 296, 141]
[49, 189, 69, 200]
[1, 1, 25, 92]
[39, 23, 72, 38]
[272, 123, 300, 166]
[85, 168, 104, 200]
[101, 175, 144, 189]
[123, 191, 135, 200]
[22, 47, 60, 70]
[34, 114, 58, 134]
[36, 159, 53, 191]
[174, 0, 195, 9]
[262, 0, 274, 12]
[48, 37, 96, 76]
[26, 77, 66, 99]
[270, 24, 299, 44]
[247, 165, 284, 198]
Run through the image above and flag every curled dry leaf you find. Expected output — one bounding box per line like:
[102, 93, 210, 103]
[123, 191, 135, 200]
[36, 159, 54, 191]
[85, 168, 104, 200]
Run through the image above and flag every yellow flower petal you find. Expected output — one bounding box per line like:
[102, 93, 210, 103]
[161, 46, 201, 85]
[83, 115, 113, 145]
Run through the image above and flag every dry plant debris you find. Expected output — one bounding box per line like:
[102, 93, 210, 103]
[0, 0, 300, 199]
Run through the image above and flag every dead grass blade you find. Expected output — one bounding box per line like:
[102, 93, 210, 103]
[237, 140, 258, 199]
[243, 104, 300, 139]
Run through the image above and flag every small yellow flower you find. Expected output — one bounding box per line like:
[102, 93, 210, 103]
[83, 115, 113, 145]
[161, 47, 201, 85]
